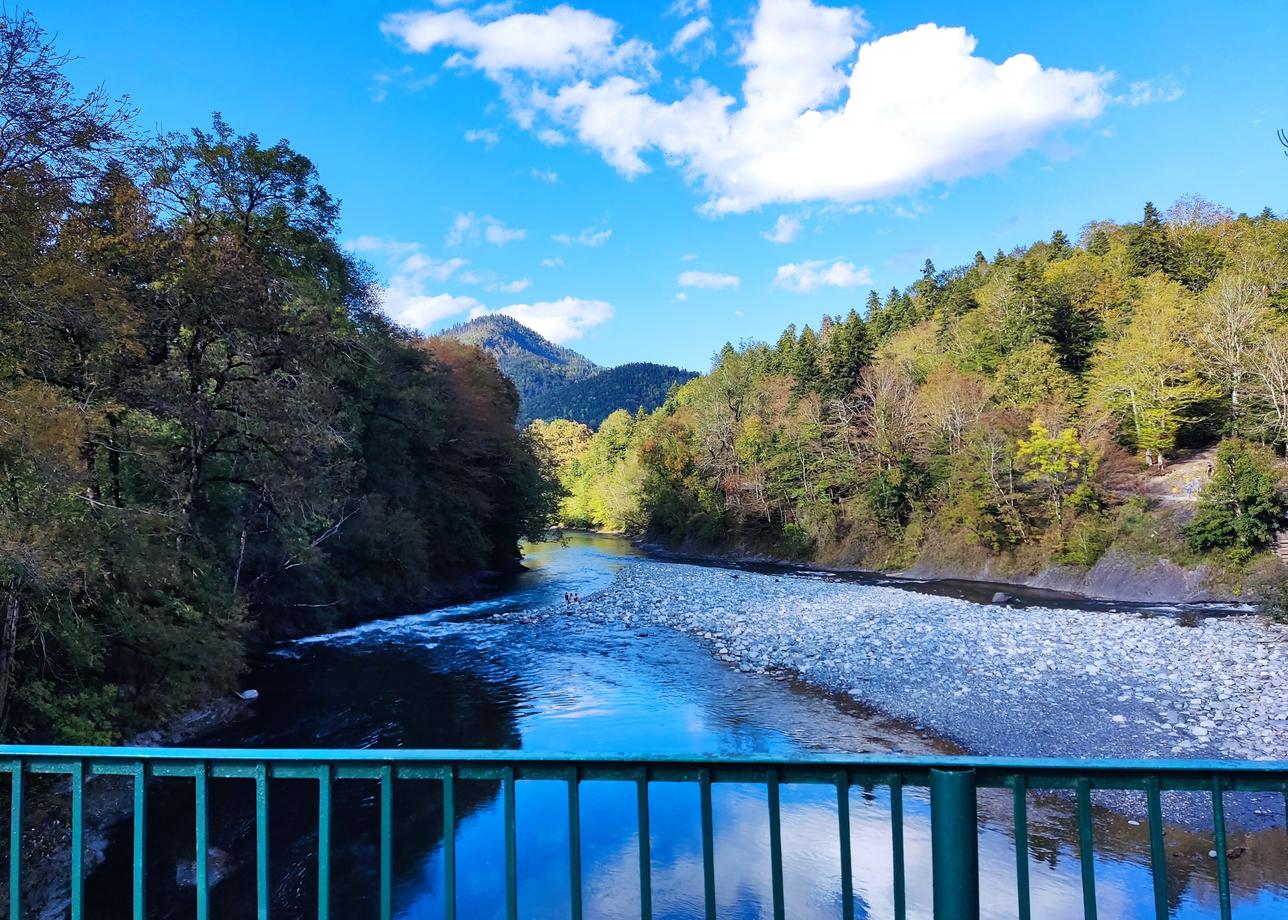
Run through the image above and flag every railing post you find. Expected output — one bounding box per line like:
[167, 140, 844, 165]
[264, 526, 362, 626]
[930, 767, 979, 920]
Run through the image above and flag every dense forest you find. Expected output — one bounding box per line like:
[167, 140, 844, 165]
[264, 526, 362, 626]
[0, 14, 553, 742]
[533, 199, 1288, 612]
[523, 362, 697, 428]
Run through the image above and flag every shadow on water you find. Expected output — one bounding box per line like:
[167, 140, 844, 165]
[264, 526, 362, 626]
[82, 533, 1285, 918]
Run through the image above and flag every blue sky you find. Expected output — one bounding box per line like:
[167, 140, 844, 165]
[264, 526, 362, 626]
[39, 0, 1288, 370]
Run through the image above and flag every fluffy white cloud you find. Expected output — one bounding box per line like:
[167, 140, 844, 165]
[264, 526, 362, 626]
[396, 0, 1110, 214]
[356, 242, 476, 327]
[541, 257, 565, 267]
[381, 4, 651, 77]
[528, 167, 560, 183]
[401, 252, 468, 282]
[447, 212, 527, 246]
[471, 296, 614, 342]
[553, 226, 612, 246]
[678, 269, 740, 289]
[762, 214, 802, 243]
[464, 127, 500, 146]
[384, 290, 482, 328]
[773, 258, 871, 292]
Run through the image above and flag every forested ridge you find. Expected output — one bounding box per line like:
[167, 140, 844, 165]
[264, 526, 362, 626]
[523, 362, 697, 428]
[0, 14, 553, 742]
[533, 199, 1288, 611]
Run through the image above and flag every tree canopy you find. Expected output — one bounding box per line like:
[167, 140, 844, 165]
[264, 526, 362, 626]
[0, 13, 554, 742]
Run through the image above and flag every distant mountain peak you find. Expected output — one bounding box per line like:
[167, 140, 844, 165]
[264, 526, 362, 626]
[439, 314, 597, 373]
[437, 315, 694, 427]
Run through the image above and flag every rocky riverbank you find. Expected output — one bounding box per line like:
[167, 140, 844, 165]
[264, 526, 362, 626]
[637, 538, 1247, 605]
[521, 559, 1288, 764]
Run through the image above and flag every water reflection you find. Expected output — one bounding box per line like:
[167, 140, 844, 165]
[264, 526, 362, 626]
[83, 533, 1285, 918]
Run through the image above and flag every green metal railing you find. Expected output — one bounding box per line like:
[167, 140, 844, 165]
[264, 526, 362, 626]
[0, 746, 1285, 919]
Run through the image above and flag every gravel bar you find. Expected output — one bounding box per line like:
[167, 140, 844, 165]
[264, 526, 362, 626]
[526, 560, 1288, 763]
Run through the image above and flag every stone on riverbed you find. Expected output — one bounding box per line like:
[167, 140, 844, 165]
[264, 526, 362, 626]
[527, 559, 1288, 764]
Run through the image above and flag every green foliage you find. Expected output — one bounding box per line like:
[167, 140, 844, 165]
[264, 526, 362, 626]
[523, 362, 697, 428]
[1016, 420, 1089, 522]
[864, 461, 929, 529]
[774, 523, 815, 559]
[1185, 439, 1287, 561]
[1058, 516, 1113, 567]
[533, 195, 1288, 589]
[0, 14, 555, 741]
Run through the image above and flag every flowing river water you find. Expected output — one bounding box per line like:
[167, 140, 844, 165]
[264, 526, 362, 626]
[83, 533, 1286, 918]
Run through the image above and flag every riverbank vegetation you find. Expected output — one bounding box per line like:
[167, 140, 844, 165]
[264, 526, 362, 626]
[0, 13, 553, 742]
[532, 201, 1288, 608]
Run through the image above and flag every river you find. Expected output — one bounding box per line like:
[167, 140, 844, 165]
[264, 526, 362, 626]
[84, 533, 1286, 918]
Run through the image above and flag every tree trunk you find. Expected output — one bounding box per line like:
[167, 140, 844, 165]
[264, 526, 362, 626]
[107, 411, 122, 507]
[82, 439, 101, 514]
[0, 592, 21, 737]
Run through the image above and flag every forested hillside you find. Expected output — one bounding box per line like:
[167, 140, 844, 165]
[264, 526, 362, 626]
[533, 199, 1288, 609]
[440, 314, 600, 412]
[523, 362, 697, 427]
[440, 315, 695, 426]
[0, 14, 553, 742]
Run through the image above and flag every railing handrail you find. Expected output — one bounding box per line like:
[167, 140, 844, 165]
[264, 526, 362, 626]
[0, 745, 1284, 919]
[1, 744, 1285, 773]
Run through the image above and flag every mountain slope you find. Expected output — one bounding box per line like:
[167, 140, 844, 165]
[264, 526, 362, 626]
[524, 362, 698, 427]
[438, 314, 599, 407]
[437, 315, 697, 427]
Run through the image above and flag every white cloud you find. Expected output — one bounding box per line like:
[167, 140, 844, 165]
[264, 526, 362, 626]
[345, 235, 422, 256]
[553, 226, 612, 246]
[670, 17, 713, 60]
[762, 214, 802, 243]
[1119, 78, 1183, 107]
[401, 252, 468, 282]
[447, 212, 527, 246]
[541, 257, 565, 267]
[667, 0, 710, 15]
[673, 291, 688, 302]
[384, 290, 482, 328]
[400, 0, 1110, 214]
[678, 269, 740, 289]
[773, 258, 871, 292]
[487, 278, 532, 293]
[529, 167, 560, 183]
[464, 127, 500, 146]
[471, 296, 614, 342]
[381, 4, 652, 77]
[680, 252, 698, 261]
[485, 223, 525, 244]
[537, 128, 569, 146]
[362, 245, 478, 328]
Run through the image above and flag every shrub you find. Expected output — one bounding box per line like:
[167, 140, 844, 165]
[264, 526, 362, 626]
[1059, 516, 1113, 567]
[1184, 439, 1287, 560]
[774, 522, 815, 559]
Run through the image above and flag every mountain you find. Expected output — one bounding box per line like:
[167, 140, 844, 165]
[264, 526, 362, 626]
[524, 362, 699, 427]
[437, 315, 696, 427]
[438, 314, 599, 406]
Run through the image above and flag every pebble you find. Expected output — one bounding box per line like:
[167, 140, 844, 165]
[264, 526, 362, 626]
[525, 560, 1288, 762]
